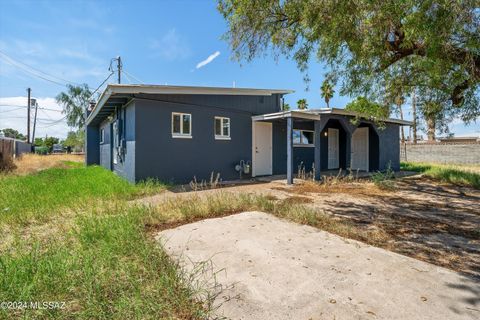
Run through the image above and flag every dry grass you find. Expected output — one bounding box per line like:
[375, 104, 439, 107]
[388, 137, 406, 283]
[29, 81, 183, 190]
[12, 153, 84, 175]
[291, 180, 394, 198]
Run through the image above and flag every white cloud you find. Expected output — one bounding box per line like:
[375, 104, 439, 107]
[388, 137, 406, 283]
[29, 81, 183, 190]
[149, 29, 190, 60]
[0, 96, 70, 139]
[196, 51, 220, 69]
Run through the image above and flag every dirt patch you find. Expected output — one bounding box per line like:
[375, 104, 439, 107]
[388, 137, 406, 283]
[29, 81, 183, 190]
[287, 177, 480, 278]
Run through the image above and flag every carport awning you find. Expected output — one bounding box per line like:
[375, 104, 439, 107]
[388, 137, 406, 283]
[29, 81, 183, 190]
[252, 109, 412, 126]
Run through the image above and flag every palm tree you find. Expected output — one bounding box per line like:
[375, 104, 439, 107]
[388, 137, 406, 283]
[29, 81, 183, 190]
[56, 84, 92, 129]
[297, 99, 308, 110]
[320, 80, 334, 108]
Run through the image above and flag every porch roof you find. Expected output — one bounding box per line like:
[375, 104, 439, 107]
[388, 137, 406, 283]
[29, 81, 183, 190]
[252, 108, 413, 126]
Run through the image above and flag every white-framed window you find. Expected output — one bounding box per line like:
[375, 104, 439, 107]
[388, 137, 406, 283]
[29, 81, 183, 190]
[172, 112, 192, 138]
[293, 129, 314, 147]
[100, 128, 105, 144]
[214, 116, 230, 140]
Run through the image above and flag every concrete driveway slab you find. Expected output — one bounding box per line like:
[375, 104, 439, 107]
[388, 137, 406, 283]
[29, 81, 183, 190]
[157, 212, 479, 320]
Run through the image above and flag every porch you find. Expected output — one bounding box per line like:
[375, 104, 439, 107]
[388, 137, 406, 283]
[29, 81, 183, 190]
[251, 109, 404, 184]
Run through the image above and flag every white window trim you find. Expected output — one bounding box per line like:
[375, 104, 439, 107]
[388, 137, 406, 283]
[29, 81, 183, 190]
[172, 112, 192, 138]
[100, 128, 104, 144]
[293, 129, 315, 147]
[215, 116, 231, 140]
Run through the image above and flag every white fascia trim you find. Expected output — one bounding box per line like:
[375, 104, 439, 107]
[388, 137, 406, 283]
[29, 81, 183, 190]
[106, 84, 294, 96]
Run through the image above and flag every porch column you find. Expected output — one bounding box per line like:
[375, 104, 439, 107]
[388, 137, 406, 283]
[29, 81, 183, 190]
[314, 120, 321, 180]
[286, 116, 293, 184]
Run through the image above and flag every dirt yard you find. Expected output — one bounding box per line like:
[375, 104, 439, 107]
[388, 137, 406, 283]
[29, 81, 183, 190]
[141, 175, 480, 279]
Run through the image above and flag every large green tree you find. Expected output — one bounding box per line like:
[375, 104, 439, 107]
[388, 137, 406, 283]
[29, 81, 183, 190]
[218, 0, 480, 123]
[56, 84, 92, 129]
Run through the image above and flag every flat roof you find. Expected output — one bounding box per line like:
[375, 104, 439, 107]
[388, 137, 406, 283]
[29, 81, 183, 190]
[86, 84, 294, 125]
[252, 108, 413, 126]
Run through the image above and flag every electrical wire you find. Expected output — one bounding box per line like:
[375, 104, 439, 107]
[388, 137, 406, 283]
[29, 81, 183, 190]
[88, 71, 114, 100]
[0, 107, 25, 113]
[0, 104, 63, 112]
[0, 50, 80, 86]
[122, 70, 144, 84]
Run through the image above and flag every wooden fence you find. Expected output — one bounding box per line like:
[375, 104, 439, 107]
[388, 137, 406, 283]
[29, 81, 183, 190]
[0, 138, 14, 170]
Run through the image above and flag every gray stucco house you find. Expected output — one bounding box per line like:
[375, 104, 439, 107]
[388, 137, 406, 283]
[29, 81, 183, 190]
[85, 84, 410, 184]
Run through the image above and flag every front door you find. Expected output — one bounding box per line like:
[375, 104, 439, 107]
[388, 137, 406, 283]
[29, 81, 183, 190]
[351, 127, 369, 171]
[252, 122, 272, 176]
[327, 128, 339, 169]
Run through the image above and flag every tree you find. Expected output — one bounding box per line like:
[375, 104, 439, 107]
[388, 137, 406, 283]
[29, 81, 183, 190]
[282, 102, 290, 111]
[34, 137, 44, 146]
[56, 84, 92, 129]
[345, 97, 390, 129]
[62, 130, 85, 152]
[218, 1, 480, 123]
[1, 128, 26, 140]
[43, 136, 59, 152]
[416, 88, 453, 142]
[297, 99, 308, 110]
[320, 80, 334, 108]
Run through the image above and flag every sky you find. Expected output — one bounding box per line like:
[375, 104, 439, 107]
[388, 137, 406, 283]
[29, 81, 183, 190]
[0, 0, 478, 139]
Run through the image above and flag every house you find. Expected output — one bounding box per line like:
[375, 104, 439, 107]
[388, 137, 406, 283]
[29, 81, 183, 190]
[85, 84, 411, 184]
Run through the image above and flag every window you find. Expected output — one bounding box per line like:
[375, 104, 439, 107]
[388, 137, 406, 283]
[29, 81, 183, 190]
[293, 129, 314, 147]
[172, 112, 192, 138]
[215, 117, 230, 140]
[100, 128, 104, 144]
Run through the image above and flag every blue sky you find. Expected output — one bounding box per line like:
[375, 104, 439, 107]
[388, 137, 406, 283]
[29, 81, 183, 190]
[0, 0, 478, 138]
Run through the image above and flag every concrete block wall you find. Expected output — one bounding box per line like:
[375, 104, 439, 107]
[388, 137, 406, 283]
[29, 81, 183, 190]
[401, 143, 480, 164]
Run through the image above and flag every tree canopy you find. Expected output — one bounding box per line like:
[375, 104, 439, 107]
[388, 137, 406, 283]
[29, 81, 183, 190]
[345, 97, 391, 128]
[218, 0, 480, 123]
[320, 80, 335, 108]
[1, 128, 25, 140]
[56, 84, 92, 129]
[297, 98, 308, 110]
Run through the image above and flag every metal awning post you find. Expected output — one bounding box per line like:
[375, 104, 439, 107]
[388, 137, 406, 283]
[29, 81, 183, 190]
[314, 120, 321, 180]
[287, 116, 294, 185]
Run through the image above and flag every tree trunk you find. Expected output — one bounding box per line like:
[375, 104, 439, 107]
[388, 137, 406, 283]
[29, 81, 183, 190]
[412, 91, 417, 144]
[426, 117, 436, 142]
[399, 105, 405, 143]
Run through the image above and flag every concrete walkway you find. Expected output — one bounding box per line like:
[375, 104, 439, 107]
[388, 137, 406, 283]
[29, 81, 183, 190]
[158, 212, 479, 320]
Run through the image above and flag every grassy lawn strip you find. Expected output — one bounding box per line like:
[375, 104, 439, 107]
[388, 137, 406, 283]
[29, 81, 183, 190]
[401, 162, 480, 189]
[1, 205, 209, 319]
[0, 165, 165, 225]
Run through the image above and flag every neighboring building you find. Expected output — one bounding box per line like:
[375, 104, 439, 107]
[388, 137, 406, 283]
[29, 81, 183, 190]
[85, 84, 411, 184]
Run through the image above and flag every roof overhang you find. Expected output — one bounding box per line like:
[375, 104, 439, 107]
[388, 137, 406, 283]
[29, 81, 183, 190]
[252, 110, 321, 121]
[86, 84, 294, 126]
[252, 108, 413, 126]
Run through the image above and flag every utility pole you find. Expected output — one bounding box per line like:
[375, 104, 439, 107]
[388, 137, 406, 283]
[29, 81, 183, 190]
[32, 100, 38, 146]
[116, 56, 122, 84]
[26, 88, 31, 143]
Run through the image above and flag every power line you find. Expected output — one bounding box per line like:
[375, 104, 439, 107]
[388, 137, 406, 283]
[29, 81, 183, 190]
[0, 106, 25, 113]
[0, 50, 80, 86]
[0, 104, 63, 112]
[122, 70, 144, 84]
[88, 71, 114, 100]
